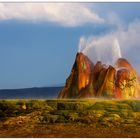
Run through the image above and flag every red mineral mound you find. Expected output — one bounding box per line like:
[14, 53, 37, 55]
[58, 53, 94, 99]
[58, 53, 140, 99]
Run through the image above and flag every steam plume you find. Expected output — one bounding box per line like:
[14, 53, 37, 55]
[78, 37, 87, 52]
[78, 35, 122, 65]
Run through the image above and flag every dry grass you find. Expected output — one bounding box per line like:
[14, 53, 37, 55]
[0, 99, 140, 137]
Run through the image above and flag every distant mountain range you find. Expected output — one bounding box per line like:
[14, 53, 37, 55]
[0, 87, 63, 99]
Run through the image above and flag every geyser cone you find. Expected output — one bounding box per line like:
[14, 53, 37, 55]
[114, 58, 140, 98]
[58, 53, 94, 99]
[58, 52, 140, 99]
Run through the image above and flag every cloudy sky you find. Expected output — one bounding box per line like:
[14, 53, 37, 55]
[0, 3, 140, 89]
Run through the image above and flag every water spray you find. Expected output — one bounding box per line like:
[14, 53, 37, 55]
[78, 35, 122, 66]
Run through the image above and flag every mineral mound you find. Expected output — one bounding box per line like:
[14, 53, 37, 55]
[58, 53, 140, 99]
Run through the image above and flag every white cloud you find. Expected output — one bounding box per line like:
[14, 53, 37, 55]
[117, 21, 140, 51]
[0, 3, 104, 26]
[78, 20, 140, 73]
[106, 12, 125, 29]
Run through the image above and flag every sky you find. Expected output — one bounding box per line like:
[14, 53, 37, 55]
[0, 3, 140, 89]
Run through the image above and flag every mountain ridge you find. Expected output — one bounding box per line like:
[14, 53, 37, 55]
[0, 86, 63, 99]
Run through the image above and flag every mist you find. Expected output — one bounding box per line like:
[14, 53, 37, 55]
[78, 35, 122, 66]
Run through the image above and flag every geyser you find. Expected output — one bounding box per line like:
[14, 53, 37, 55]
[58, 34, 140, 99]
[78, 36, 122, 65]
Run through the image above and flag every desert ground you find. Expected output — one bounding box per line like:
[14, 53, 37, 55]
[0, 99, 140, 138]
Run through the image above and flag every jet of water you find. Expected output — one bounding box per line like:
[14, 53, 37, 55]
[78, 35, 122, 66]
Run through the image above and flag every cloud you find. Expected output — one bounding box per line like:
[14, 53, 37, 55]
[106, 12, 125, 29]
[0, 3, 104, 26]
[117, 21, 140, 51]
[78, 20, 140, 73]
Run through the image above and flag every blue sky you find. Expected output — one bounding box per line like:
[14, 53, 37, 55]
[0, 3, 140, 89]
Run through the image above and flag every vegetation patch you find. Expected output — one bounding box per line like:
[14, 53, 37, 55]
[0, 99, 140, 129]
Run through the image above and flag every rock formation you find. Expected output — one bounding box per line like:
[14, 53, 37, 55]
[58, 53, 140, 99]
